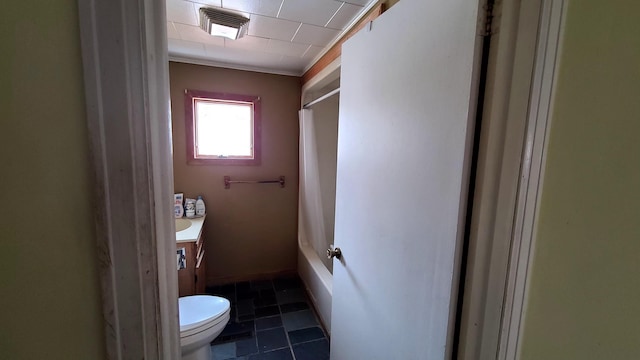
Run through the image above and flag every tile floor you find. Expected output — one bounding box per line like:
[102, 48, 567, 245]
[207, 276, 330, 360]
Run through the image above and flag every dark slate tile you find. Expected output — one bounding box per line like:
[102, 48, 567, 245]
[238, 313, 256, 322]
[292, 339, 330, 360]
[236, 281, 252, 294]
[213, 335, 233, 344]
[220, 320, 254, 338]
[235, 337, 259, 357]
[279, 302, 309, 313]
[207, 285, 236, 303]
[237, 290, 259, 301]
[255, 315, 283, 331]
[273, 277, 302, 291]
[281, 310, 318, 331]
[254, 305, 279, 318]
[208, 283, 235, 294]
[287, 327, 325, 344]
[247, 348, 293, 360]
[253, 295, 277, 308]
[260, 288, 276, 298]
[214, 328, 254, 344]
[221, 292, 237, 303]
[257, 327, 289, 353]
[275, 289, 306, 305]
[237, 299, 255, 316]
[251, 279, 274, 291]
[212, 342, 236, 359]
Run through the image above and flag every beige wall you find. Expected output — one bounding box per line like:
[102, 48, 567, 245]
[520, 1, 640, 359]
[384, 0, 401, 9]
[0, 2, 105, 359]
[169, 62, 301, 284]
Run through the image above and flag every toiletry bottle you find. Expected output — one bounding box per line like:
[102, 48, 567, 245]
[185, 198, 196, 218]
[196, 196, 206, 216]
[174, 193, 184, 218]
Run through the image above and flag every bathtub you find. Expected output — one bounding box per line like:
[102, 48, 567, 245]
[298, 68, 340, 335]
[298, 240, 333, 334]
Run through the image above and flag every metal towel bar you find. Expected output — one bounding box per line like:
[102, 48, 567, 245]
[224, 175, 285, 189]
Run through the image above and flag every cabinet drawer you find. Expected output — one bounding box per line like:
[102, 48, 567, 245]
[196, 248, 205, 268]
[196, 239, 203, 259]
[195, 232, 203, 248]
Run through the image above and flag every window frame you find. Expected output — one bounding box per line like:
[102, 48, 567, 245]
[184, 89, 261, 166]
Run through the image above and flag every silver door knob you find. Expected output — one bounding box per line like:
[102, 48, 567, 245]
[327, 247, 342, 259]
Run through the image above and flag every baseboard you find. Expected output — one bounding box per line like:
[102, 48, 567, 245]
[206, 269, 298, 286]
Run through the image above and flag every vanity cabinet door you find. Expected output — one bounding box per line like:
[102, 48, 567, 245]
[195, 245, 206, 294]
[177, 242, 196, 296]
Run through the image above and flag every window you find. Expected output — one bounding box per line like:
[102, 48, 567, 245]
[185, 89, 261, 165]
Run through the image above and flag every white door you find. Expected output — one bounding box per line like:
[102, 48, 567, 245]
[331, 1, 482, 359]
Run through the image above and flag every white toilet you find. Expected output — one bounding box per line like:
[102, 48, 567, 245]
[179, 295, 231, 360]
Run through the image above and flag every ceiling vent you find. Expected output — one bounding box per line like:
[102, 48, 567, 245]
[199, 7, 250, 40]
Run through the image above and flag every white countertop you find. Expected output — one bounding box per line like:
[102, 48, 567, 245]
[175, 215, 206, 243]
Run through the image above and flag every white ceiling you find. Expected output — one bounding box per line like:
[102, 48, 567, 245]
[166, 0, 374, 75]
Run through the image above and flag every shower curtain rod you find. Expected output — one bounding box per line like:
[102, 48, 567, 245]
[302, 87, 340, 109]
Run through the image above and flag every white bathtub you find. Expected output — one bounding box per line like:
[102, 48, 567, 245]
[298, 241, 333, 334]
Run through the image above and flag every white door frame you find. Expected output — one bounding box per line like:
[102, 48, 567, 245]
[76, 0, 564, 358]
[457, 0, 566, 359]
[77, 0, 179, 359]
[498, 1, 566, 358]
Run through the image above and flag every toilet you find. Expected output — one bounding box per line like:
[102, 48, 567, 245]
[179, 295, 231, 360]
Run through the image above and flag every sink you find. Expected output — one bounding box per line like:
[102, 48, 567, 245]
[175, 218, 192, 232]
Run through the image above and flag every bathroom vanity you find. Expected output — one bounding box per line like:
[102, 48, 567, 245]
[176, 216, 206, 296]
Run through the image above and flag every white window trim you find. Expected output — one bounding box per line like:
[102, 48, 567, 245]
[194, 98, 255, 159]
[184, 89, 262, 166]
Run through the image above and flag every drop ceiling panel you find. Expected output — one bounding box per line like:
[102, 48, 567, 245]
[266, 39, 311, 57]
[344, 0, 371, 5]
[167, 21, 180, 39]
[326, 2, 363, 30]
[278, 55, 310, 70]
[223, 36, 270, 52]
[221, 0, 283, 17]
[175, 23, 225, 46]
[277, 0, 342, 28]
[167, 0, 376, 75]
[169, 38, 207, 57]
[303, 45, 324, 60]
[204, 44, 287, 69]
[248, 15, 301, 42]
[192, 0, 222, 6]
[292, 24, 340, 47]
[167, 0, 198, 26]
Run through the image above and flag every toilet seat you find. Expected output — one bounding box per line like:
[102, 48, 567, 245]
[179, 295, 230, 338]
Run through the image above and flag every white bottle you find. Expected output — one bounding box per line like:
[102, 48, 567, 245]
[195, 195, 206, 216]
[185, 199, 196, 218]
[174, 193, 184, 218]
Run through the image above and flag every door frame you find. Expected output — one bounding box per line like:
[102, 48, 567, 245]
[457, 0, 565, 358]
[76, 0, 563, 358]
[497, 1, 566, 358]
[77, 0, 179, 359]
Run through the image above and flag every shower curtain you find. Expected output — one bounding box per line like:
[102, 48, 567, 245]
[299, 109, 333, 272]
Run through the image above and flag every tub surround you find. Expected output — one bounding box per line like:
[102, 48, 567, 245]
[298, 243, 333, 335]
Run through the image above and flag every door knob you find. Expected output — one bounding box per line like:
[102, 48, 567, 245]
[327, 246, 342, 260]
